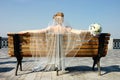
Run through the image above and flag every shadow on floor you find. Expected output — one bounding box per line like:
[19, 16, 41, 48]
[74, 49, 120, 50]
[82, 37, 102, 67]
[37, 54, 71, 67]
[0, 67, 14, 72]
[0, 61, 17, 65]
[101, 65, 120, 75]
[65, 65, 120, 75]
[0, 60, 34, 65]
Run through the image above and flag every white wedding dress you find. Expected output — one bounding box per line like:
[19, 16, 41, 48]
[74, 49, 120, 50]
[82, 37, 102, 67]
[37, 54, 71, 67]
[19, 19, 93, 72]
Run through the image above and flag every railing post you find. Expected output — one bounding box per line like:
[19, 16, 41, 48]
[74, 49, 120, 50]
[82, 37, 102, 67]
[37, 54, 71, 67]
[4, 38, 8, 48]
[0, 37, 1, 49]
[113, 39, 120, 49]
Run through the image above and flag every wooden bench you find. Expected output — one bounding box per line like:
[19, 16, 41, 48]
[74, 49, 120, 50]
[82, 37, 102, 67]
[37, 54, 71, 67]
[7, 32, 110, 76]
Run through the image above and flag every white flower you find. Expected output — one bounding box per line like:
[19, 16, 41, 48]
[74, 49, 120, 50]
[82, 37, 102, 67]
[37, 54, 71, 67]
[89, 23, 102, 36]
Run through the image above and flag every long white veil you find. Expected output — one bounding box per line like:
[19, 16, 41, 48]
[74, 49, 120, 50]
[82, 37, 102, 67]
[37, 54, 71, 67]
[29, 12, 93, 72]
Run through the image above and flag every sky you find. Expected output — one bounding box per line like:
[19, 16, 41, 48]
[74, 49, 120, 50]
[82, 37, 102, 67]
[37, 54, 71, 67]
[0, 0, 120, 38]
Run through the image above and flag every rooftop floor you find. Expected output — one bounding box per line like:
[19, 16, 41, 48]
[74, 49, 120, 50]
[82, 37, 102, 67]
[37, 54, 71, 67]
[0, 48, 120, 80]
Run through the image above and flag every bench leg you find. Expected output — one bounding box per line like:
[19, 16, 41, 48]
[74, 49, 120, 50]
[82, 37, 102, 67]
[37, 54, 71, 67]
[97, 61, 101, 75]
[15, 61, 19, 76]
[15, 60, 22, 76]
[19, 60, 22, 71]
[55, 66, 59, 76]
[56, 69, 59, 76]
[92, 57, 101, 75]
[92, 57, 97, 71]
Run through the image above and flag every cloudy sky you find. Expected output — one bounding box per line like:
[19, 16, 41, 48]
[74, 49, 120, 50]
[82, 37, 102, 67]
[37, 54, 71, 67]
[0, 0, 120, 38]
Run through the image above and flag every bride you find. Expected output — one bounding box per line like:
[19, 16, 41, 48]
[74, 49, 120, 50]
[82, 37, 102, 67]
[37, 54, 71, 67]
[19, 12, 92, 72]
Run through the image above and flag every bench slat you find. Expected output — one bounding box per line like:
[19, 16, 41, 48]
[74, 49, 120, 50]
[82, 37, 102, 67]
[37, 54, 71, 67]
[8, 49, 107, 57]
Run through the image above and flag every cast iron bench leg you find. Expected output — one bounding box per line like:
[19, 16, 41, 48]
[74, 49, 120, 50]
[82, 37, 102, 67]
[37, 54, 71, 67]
[15, 61, 19, 76]
[92, 59, 95, 70]
[13, 34, 23, 76]
[92, 57, 97, 71]
[92, 57, 101, 75]
[97, 61, 101, 75]
[15, 60, 22, 76]
[56, 69, 59, 76]
[19, 60, 22, 71]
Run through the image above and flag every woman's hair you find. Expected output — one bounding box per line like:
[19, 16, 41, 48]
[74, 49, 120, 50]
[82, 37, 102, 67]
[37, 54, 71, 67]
[53, 12, 64, 19]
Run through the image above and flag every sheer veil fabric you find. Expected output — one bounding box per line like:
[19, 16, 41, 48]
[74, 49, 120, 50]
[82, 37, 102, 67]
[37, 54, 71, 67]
[21, 12, 93, 72]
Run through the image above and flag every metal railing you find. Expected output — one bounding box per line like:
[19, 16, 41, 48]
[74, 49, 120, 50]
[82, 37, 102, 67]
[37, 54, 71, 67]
[0, 37, 120, 49]
[0, 37, 8, 49]
[113, 39, 120, 49]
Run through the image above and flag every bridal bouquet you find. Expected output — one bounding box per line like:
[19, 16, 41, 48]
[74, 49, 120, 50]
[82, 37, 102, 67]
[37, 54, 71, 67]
[89, 23, 102, 36]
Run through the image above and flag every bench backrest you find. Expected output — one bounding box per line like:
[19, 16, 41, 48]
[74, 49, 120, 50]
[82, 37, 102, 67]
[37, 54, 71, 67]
[7, 33, 110, 57]
[66, 33, 110, 57]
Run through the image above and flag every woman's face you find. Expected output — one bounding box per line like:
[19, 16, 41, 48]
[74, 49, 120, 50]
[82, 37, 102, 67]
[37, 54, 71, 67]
[54, 16, 64, 25]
